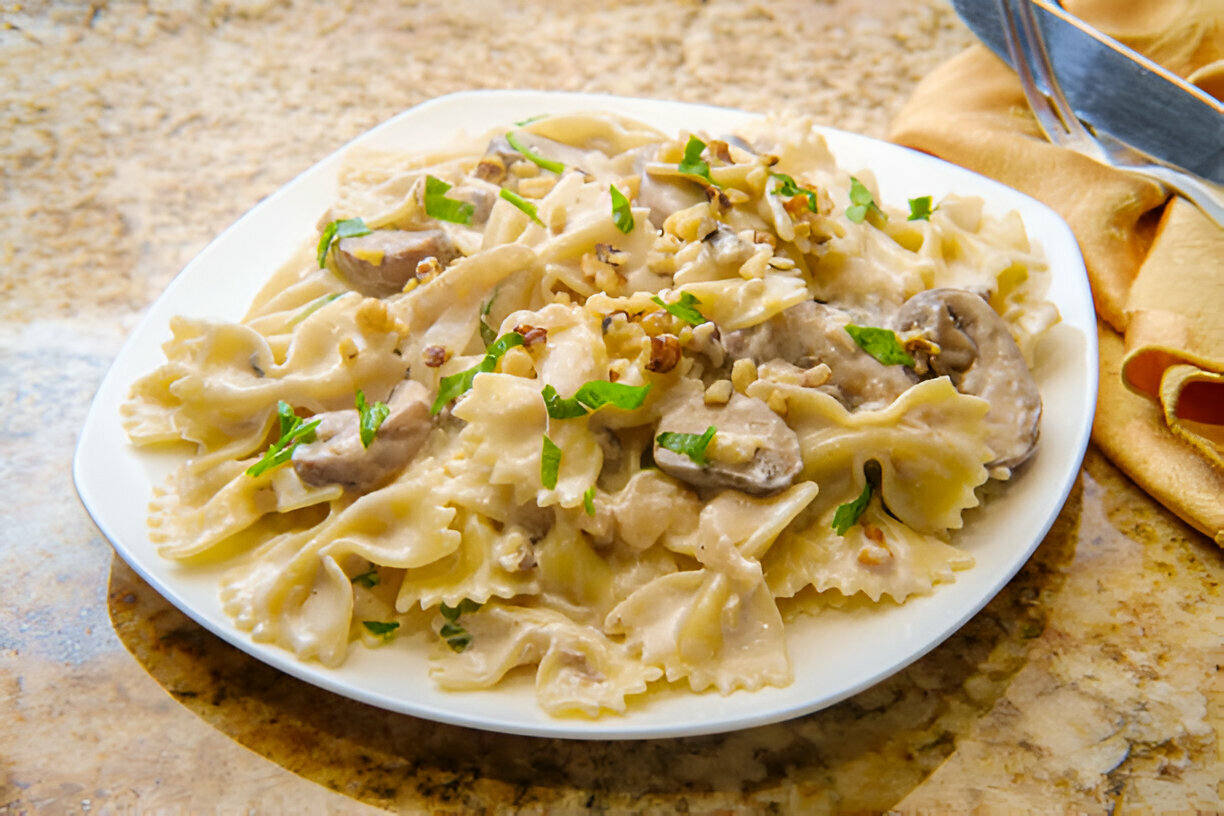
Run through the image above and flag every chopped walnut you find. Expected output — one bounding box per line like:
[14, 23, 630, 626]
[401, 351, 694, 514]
[415, 255, 444, 282]
[355, 298, 408, 337]
[646, 333, 681, 373]
[595, 243, 627, 266]
[766, 388, 788, 417]
[752, 230, 778, 248]
[423, 345, 450, 367]
[518, 175, 557, 198]
[704, 379, 733, 405]
[709, 139, 734, 164]
[731, 358, 758, 393]
[513, 324, 548, 347]
[639, 309, 673, 337]
[474, 155, 506, 183]
[802, 363, 833, 388]
[857, 526, 891, 566]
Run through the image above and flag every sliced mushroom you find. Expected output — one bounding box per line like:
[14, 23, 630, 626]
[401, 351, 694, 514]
[291, 381, 433, 491]
[703, 225, 754, 268]
[638, 170, 706, 230]
[334, 229, 458, 297]
[723, 301, 915, 410]
[892, 288, 1041, 470]
[653, 382, 801, 496]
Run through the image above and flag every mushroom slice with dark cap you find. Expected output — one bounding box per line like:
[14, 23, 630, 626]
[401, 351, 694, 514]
[892, 288, 1042, 470]
[653, 381, 801, 496]
[723, 301, 916, 411]
[292, 381, 433, 492]
[333, 229, 458, 297]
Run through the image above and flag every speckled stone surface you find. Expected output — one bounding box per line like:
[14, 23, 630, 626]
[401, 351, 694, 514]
[3, 1, 1222, 813]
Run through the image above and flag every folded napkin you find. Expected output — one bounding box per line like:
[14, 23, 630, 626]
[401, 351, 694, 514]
[889, 0, 1224, 544]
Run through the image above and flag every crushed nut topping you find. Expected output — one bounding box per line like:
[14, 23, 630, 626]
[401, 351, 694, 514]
[415, 255, 444, 281]
[474, 155, 507, 183]
[423, 345, 450, 367]
[646, 333, 681, 373]
[595, 243, 627, 266]
[513, 324, 549, 346]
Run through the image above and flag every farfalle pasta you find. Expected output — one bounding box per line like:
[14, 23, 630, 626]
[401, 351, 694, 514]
[122, 111, 1058, 717]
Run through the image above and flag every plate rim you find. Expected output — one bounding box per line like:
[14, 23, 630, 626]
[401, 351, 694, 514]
[74, 89, 1098, 740]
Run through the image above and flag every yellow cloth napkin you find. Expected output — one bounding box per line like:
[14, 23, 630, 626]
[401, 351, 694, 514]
[889, 0, 1224, 544]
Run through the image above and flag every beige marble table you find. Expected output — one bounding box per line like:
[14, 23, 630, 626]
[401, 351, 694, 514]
[3, 1, 1221, 812]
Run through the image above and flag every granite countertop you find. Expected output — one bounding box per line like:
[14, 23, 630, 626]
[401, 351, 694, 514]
[3, 1, 1221, 812]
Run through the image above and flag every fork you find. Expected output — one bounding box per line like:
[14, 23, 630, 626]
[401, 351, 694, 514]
[997, 0, 1224, 228]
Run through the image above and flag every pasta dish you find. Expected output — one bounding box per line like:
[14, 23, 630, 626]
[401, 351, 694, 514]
[121, 111, 1058, 718]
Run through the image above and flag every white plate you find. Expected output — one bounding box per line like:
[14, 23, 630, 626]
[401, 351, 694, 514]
[74, 90, 1097, 740]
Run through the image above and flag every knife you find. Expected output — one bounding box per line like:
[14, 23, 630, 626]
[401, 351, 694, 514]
[950, 0, 1224, 184]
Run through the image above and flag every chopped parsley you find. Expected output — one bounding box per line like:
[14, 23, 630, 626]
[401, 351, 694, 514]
[479, 290, 499, 348]
[440, 599, 481, 652]
[656, 425, 717, 467]
[424, 175, 475, 225]
[245, 401, 321, 477]
[288, 292, 343, 327]
[771, 173, 819, 212]
[362, 620, 399, 639]
[845, 325, 915, 367]
[542, 381, 652, 419]
[907, 195, 934, 221]
[351, 568, 380, 589]
[316, 217, 371, 267]
[355, 390, 389, 448]
[677, 135, 716, 186]
[505, 130, 565, 174]
[430, 331, 525, 415]
[846, 177, 886, 224]
[499, 187, 543, 225]
[609, 184, 634, 233]
[832, 481, 872, 536]
[583, 485, 596, 516]
[541, 434, 562, 489]
[651, 291, 707, 326]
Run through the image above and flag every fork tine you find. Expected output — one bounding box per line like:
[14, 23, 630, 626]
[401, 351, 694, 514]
[997, 0, 1224, 227]
[998, 0, 1108, 162]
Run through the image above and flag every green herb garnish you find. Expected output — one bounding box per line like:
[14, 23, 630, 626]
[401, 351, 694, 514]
[541, 434, 562, 489]
[356, 389, 390, 448]
[316, 217, 371, 267]
[424, 175, 475, 225]
[542, 381, 652, 419]
[609, 184, 634, 233]
[844, 325, 915, 367]
[514, 113, 548, 127]
[907, 196, 934, 221]
[651, 291, 707, 326]
[439, 599, 481, 652]
[246, 401, 321, 477]
[677, 135, 716, 186]
[441, 599, 481, 619]
[583, 485, 596, 516]
[771, 173, 818, 212]
[430, 332, 526, 415]
[351, 568, 380, 589]
[288, 292, 343, 327]
[499, 187, 543, 225]
[362, 620, 399, 638]
[832, 481, 872, 536]
[479, 290, 498, 348]
[846, 177, 886, 224]
[505, 130, 565, 174]
[655, 425, 717, 467]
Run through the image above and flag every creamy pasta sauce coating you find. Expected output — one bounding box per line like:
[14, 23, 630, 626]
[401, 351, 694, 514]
[122, 112, 1058, 717]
